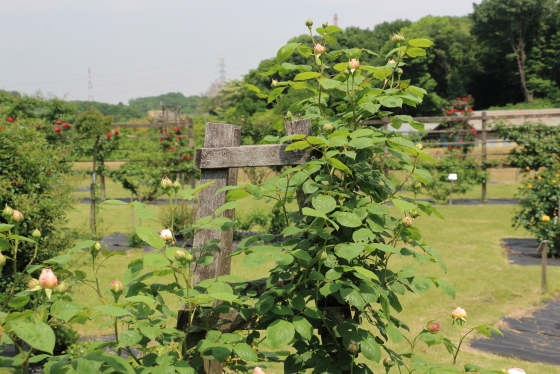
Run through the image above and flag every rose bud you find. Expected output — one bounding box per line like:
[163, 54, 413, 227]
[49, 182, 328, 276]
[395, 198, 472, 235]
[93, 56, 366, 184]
[271, 79, 279, 87]
[319, 251, 328, 262]
[348, 59, 359, 70]
[506, 369, 526, 374]
[452, 307, 467, 319]
[94, 242, 102, 251]
[55, 281, 69, 293]
[305, 18, 313, 28]
[32, 229, 41, 238]
[11, 210, 24, 222]
[160, 228, 173, 241]
[427, 321, 440, 333]
[174, 250, 186, 262]
[161, 177, 173, 189]
[7, 117, 14, 122]
[314, 44, 326, 54]
[401, 216, 413, 227]
[184, 252, 194, 262]
[415, 142, 423, 150]
[110, 280, 124, 295]
[253, 367, 266, 374]
[0, 252, 5, 269]
[28, 278, 40, 289]
[39, 269, 58, 289]
[2, 205, 13, 218]
[387, 59, 396, 64]
[172, 180, 181, 192]
[383, 357, 395, 367]
[323, 123, 333, 132]
[322, 22, 328, 28]
[347, 342, 358, 354]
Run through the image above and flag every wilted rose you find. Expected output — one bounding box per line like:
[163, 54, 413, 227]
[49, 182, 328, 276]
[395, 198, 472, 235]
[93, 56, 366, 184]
[39, 269, 58, 289]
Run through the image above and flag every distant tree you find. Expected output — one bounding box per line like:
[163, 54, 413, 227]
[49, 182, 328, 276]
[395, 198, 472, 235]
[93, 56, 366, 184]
[471, 0, 558, 103]
[72, 101, 145, 122]
[128, 92, 202, 114]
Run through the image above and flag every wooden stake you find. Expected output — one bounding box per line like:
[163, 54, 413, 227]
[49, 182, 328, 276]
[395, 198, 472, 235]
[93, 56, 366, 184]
[481, 111, 487, 202]
[537, 240, 549, 294]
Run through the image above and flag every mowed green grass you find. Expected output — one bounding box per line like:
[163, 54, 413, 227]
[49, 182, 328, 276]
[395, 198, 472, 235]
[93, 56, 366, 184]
[63, 165, 560, 372]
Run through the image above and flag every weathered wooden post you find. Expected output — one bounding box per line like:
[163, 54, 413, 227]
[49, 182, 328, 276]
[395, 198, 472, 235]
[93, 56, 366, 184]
[537, 240, 549, 294]
[481, 111, 488, 201]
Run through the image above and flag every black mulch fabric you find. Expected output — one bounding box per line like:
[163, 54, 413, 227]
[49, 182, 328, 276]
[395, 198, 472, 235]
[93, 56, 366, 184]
[471, 299, 560, 365]
[503, 238, 560, 266]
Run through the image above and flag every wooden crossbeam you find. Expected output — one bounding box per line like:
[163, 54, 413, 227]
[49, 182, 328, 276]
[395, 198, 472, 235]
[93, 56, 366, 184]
[195, 144, 318, 169]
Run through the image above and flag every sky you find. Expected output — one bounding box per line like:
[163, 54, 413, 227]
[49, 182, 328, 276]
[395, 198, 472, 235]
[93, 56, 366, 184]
[0, 0, 483, 105]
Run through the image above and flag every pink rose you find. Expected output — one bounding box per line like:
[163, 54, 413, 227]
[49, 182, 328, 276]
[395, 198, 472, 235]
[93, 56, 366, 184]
[348, 59, 359, 70]
[314, 44, 325, 54]
[110, 280, 124, 294]
[160, 229, 173, 241]
[451, 307, 467, 319]
[506, 369, 525, 374]
[39, 269, 58, 289]
[253, 367, 265, 374]
[427, 321, 440, 333]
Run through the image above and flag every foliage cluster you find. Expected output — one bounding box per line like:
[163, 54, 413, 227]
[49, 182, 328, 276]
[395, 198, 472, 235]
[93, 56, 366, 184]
[495, 122, 560, 256]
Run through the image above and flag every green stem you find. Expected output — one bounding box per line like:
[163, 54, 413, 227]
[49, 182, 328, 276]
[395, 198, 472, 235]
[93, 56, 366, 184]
[452, 328, 473, 364]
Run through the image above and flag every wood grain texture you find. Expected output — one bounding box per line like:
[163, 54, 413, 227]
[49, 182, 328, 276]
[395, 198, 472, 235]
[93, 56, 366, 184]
[195, 144, 318, 169]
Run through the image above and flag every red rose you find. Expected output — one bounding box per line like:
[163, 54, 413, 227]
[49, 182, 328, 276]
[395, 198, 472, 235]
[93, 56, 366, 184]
[7, 117, 13, 122]
[166, 133, 171, 136]
[55, 128, 61, 133]
[460, 110, 465, 113]
[176, 136, 180, 140]
[159, 139, 163, 142]
[472, 131, 477, 135]
[106, 133, 112, 138]
[462, 97, 467, 100]
[114, 130, 119, 135]
[456, 97, 460, 100]
[447, 146, 451, 150]
[63, 123, 70, 128]
[459, 139, 463, 142]
[0, 127, 5, 130]
[185, 156, 190, 159]
[56, 120, 62, 124]
[446, 110, 451, 114]
[468, 109, 472, 112]
[169, 148, 175, 152]
[436, 150, 440, 153]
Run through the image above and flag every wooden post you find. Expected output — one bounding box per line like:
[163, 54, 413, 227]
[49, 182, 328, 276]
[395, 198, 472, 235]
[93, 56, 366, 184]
[183, 123, 241, 374]
[449, 180, 454, 206]
[481, 111, 488, 202]
[537, 240, 549, 293]
[188, 118, 195, 148]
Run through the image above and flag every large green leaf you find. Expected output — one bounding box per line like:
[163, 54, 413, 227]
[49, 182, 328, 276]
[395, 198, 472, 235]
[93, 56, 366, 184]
[94, 305, 133, 317]
[326, 158, 352, 174]
[379, 96, 403, 108]
[294, 72, 322, 81]
[392, 199, 416, 211]
[335, 244, 364, 261]
[332, 212, 362, 227]
[406, 47, 426, 57]
[292, 316, 313, 341]
[266, 320, 295, 348]
[11, 319, 55, 354]
[361, 339, 381, 362]
[68, 240, 97, 254]
[408, 39, 433, 47]
[242, 252, 270, 268]
[312, 195, 336, 213]
[233, 343, 258, 361]
[135, 226, 164, 250]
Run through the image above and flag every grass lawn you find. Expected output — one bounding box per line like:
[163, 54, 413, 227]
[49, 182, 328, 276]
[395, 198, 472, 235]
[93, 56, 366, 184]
[62, 161, 560, 372]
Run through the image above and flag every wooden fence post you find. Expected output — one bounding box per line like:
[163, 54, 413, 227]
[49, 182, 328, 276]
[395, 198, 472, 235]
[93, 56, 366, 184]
[181, 123, 240, 374]
[481, 111, 488, 202]
[537, 240, 549, 293]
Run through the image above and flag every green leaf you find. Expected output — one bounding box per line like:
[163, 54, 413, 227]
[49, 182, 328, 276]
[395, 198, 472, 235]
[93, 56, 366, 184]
[348, 137, 374, 149]
[332, 212, 362, 228]
[0, 224, 14, 231]
[215, 201, 239, 216]
[8, 296, 30, 309]
[242, 253, 270, 268]
[413, 169, 432, 185]
[411, 278, 431, 294]
[408, 39, 433, 47]
[292, 316, 313, 341]
[353, 266, 379, 280]
[266, 320, 295, 348]
[8, 235, 36, 244]
[386, 324, 403, 343]
[325, 25, 343, 33]
[124, 295, 156, 305]
[312, 195, 336, 213]
[335, 244, 364, 261]
[139, 324, 162, 340]
[379, 96, 403, 108]
[135, 226, 164, 250]
[73, 358, 103, 374]
[68, 240, 97, 254]
[11, 319, 55, 354]
[97, 353, 135, 374]
[277, 43, 300, 62]
[392, 199, 416, 211]
[144, 252, 169, 267]
[301, 207, 327, 219]
[102, 199, 129, 205]
[285, 141, 310, 151]
[268, 87, 286, 104]
[464, 363, 484, 372]
[294, 72, 322, 81]
[244, 84, 261, 94]
[361, 339, 381, 362]
[74, 270, 87, 280]
[94, 305, 133, 317]
[226, 189, 251, 201]
[319, 79, 342, 89]
[271, 305, 294, 316]
[326, 158, 352, 175]
[233, 342, 258, 361]
[44, 254, 71, 266]
[406, 47, 426, 57]
[434, 278, 456, 299]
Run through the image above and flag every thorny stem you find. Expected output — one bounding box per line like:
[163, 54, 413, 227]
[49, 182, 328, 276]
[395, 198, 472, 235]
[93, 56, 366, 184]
[452, 328, 474, 364]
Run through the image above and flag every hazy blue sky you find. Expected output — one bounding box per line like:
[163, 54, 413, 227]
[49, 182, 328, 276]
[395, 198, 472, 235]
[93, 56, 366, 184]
[0, 0, 482, 105]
